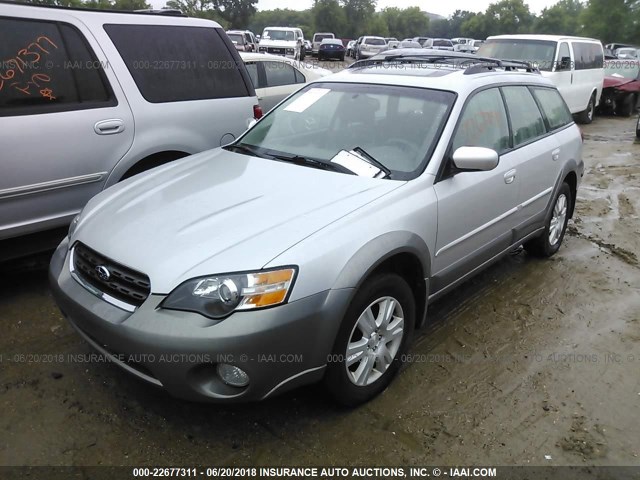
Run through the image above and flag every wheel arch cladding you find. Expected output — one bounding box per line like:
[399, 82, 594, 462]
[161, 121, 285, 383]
[332, 232, 431, 329]
[564, 171, 578, 218]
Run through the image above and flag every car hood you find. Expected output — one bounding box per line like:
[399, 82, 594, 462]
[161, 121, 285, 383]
[603, 75, 635, 88]
[73, 149, 404, 293]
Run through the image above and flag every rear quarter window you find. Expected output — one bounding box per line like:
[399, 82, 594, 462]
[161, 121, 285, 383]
[531, 87, 574, 130]
[104, 24, 251, 103]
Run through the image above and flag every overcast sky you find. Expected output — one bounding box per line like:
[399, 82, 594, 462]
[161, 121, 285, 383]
[154, 0, 560, 16]
[250, 0, 557, 16]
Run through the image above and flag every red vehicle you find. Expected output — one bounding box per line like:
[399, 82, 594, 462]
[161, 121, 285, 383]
[600, 59, 640, 116]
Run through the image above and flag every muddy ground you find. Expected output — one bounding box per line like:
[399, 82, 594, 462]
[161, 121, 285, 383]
[1, 116, 639, 468]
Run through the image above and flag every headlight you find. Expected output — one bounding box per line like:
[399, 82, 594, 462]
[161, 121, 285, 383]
[161, 267, 297, 319]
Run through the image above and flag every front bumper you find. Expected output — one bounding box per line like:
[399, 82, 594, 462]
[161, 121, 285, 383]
[49, 238, 352, 402]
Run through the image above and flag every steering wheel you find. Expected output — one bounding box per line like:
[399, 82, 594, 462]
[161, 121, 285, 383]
[386, 137, 417, 155]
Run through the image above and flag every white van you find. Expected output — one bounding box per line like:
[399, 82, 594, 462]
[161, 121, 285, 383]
[259, 26, 304, 60]
[478, 35, 605, 123]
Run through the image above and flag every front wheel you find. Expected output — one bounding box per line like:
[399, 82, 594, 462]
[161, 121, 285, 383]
[324, 273, 415, 406]
[524, 182, 572, 257]
[616, 93, 634, 117]
[576, 94, 595, 124]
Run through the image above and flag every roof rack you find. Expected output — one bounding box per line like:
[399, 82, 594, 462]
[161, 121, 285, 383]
[133, 8, 186, 16]
[348, 51, 540, 75]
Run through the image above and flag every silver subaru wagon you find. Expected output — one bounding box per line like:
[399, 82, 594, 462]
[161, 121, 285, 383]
[50, 52, 584, 405]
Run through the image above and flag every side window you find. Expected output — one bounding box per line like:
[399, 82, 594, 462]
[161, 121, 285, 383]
[453, 88, 510, 154]
[104, 24, 250, 102]
[263, 61, 296, 87]
[557, 42, 571, 70]
[502, 86, 547, 146]
[0, 17, 113, 116]
[293, 67, 305, 84]
[244, 62, 260, 88]
[531, 87, 573, 130]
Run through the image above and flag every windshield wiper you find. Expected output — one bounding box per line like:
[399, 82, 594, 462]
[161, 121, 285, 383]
[224, 143, 268, 158]
[268, 152, 356, 175]
[351, 147, 392, 179]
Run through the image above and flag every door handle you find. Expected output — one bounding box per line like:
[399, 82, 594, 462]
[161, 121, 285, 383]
[504, 169, 517, 184]
[552, 148, 560, 161]
[94, 119, 125, 135]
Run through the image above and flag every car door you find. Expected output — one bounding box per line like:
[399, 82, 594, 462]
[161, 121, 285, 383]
[500, 86, 561, 232]
[0, 15, 134, 240]
[550, 41, 577, 111]
[432, 87, 519, 293]
[254, 60, 306, 112]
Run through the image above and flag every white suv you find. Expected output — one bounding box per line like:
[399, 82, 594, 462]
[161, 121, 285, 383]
[50, 51, 584, 405]
[0, 3, 260, 242]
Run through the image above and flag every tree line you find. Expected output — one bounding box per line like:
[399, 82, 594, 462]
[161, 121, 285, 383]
[16, 0, 640, 45]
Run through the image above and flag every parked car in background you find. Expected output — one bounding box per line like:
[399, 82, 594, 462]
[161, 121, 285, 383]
[259, 26, 304, 60]
[452, 37, 474, 53]
[470, 39, 484, 52]
[386, 40, 400, 50]
[50, 51, 583, 406]
[346, 40, 356, 57]
[226, 30, 257, 52]
[240, 52, 331, 112]
[399, 40, 422, 49]
[412, 36, 429, 46]
[293, 27, 307, 60]
[356, 36, 387, 60]
[478, 35, 605, 124]
[318, 38, 345, 61]
[0, 2, 259, 241]
[312, 32, 335, 55]
[423, 38, 454, 51]
[614, 47, 638, 59]
[599, 59, 640, 116]
[606, 42, 635, 52]
[384, 37, 398, 43]
[304, 39, 312, 55]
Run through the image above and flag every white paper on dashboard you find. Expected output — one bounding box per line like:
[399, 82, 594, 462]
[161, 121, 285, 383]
[284, 88, 331, 113]
[330, 150, 382, 178]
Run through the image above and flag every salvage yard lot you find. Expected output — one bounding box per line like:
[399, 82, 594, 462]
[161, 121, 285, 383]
[1, 116, 639, 466]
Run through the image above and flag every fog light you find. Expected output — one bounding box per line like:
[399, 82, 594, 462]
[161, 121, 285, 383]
[217, 363, 249, 387]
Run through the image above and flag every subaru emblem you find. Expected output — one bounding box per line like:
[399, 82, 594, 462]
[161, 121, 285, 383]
[96, 265, 110, 281]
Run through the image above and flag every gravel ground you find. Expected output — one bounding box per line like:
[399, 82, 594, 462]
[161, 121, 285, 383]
[1, 115, 639, 468]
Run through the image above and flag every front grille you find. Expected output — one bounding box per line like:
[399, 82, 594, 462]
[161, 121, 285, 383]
[73, 242, 150, 307]
[267, 47, 285, 54]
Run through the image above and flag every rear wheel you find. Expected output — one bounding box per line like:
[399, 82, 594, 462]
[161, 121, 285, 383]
[576, 93, 595, 124]
[636, 114, 640, 139]
[324, 273, 415, 406]
[524, 182, 572, 257]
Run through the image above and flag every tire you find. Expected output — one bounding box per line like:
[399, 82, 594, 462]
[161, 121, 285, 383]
[636, 114, 640, 139]
[340, 54, 345, 61]
[524, 182, 572, 258]
[299, 48, 305, 61]
[616, 93, 634, 117]
[576, 94, 595, 124]
[324, 273, 415, 406]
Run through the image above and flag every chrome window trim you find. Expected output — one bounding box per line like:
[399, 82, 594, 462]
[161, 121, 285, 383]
[69, 246, 137, 313]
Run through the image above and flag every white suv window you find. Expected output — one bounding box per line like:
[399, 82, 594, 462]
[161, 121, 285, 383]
[453, 88, 509, 153]
[502, 86, 547, 147]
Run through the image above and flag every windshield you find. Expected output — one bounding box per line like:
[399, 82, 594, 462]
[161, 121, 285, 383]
[236, 82, 455, 180]
[263, 29, 296, 42]
[365, 38, 386, 46]
[227, 33, 243, 44]
[605, 60, 640, 78]
[477, 39, 556, 71]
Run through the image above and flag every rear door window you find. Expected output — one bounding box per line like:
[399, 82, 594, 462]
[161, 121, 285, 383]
[104, 24, 250, 103]
[501, 86, 547, 147]
[531, 87, 574, 130]
[263, 61, 299, 87]
[0, 17, 114, 116]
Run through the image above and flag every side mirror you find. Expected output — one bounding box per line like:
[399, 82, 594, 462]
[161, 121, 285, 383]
[452, 146, 499, 171]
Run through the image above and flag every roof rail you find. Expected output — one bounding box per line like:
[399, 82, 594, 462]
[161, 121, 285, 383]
[348, 51, 540, 75]
[0, 0, 186, 16]
[133, 8, 186, 16]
